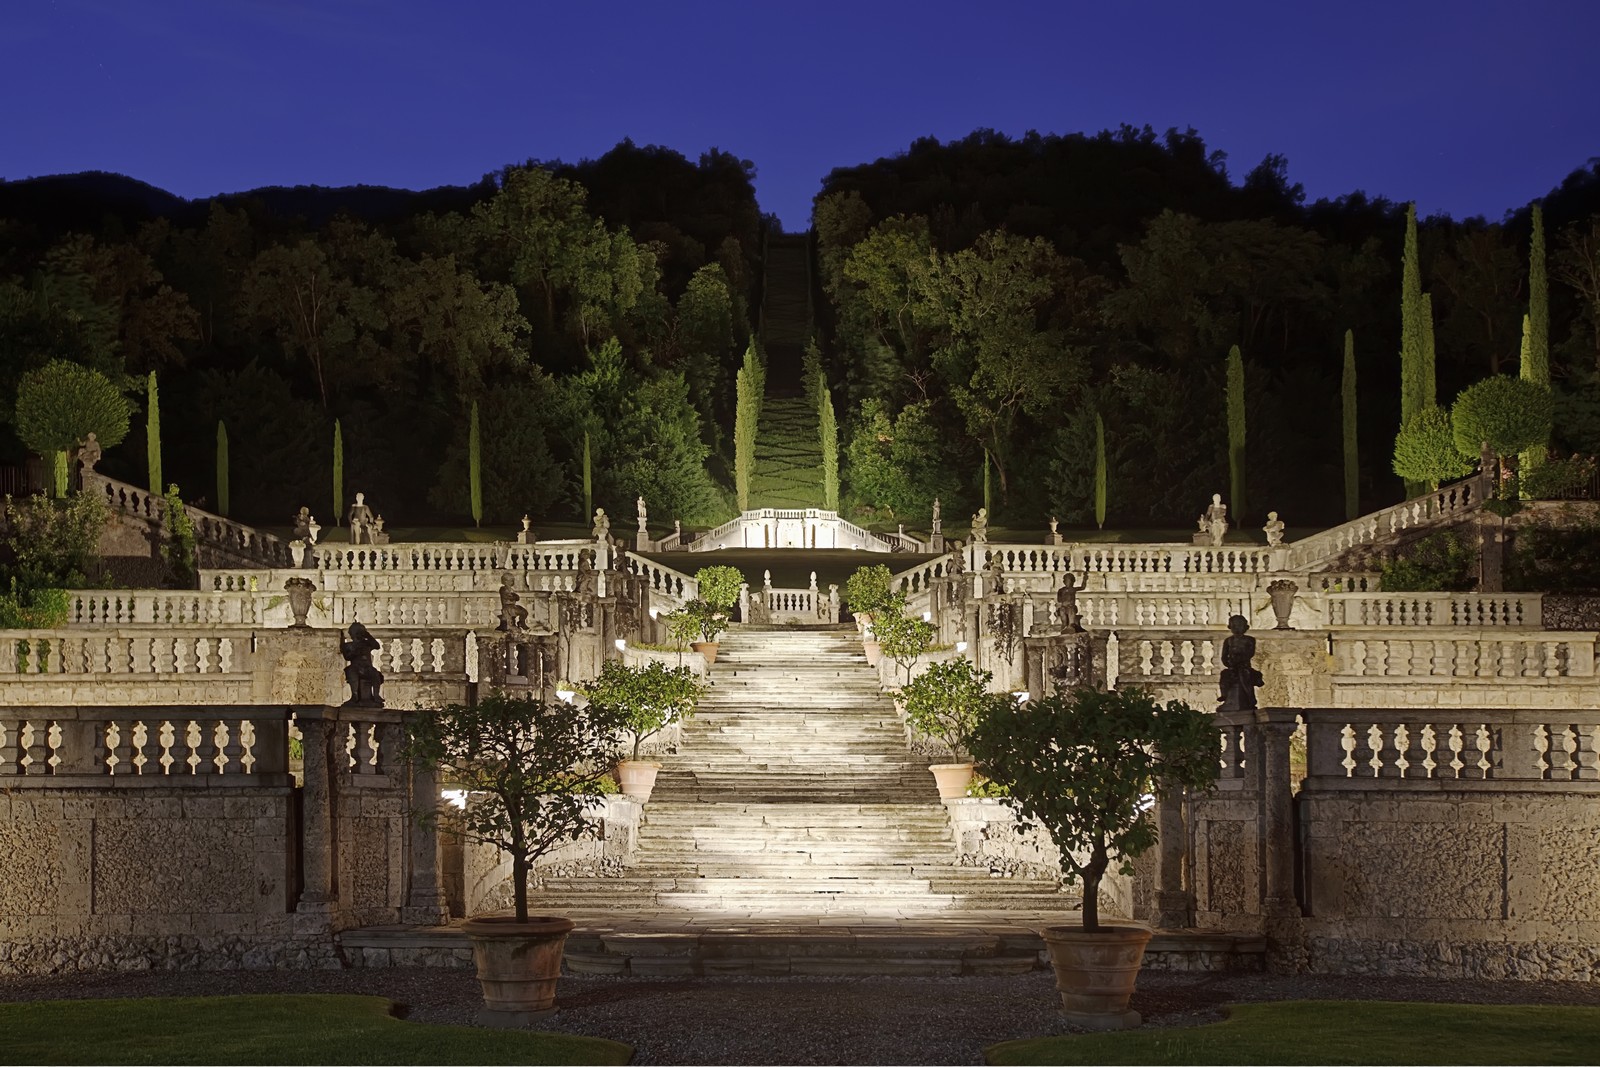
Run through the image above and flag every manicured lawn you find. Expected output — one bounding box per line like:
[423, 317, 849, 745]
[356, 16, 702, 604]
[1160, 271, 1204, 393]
[0, 994, 632, 1066]
[986, 1000, 1600, 1065]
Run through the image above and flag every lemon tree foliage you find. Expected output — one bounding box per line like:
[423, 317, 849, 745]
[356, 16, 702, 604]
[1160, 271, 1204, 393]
[843, 564, 893, 616]
[692, 565, 745, 612]
[870, 593, 937, 687]
[404, 693, 624, 922]
[584, 659, 706, 762]
[901, 658, 1007, 760]
[968, 687, 1218, 929]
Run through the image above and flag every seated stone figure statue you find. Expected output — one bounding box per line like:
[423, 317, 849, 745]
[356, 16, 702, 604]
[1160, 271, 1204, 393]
[341, 621, 385, 706]
[1217, 614, 1263, 711]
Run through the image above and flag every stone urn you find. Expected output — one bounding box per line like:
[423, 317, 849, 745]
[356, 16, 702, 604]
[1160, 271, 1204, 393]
[615, 759, 661, 802]
[862, 636, 882, 668]
[929, 762, 975, 800]
[283, 576, 317, 629]
[289, 538, 306, 568]
[1267, 578, 1298, 630]
[461, 915, 575, 1025]
[691, 640, 719, 665]
[1040, 924, 1154, 1030]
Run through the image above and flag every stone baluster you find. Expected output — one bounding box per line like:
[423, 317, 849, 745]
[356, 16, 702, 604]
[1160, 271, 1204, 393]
[1348, 721, 1375, 777]
[24, 717, 52, 774]
[1375, 723, 1402, 778]
[352, 720, 376, 774]
[221, 717, 246, 774]
[110, 717, 139, 774]
[1458, 723, 1487, 779]
[1401, 722, 1429, 779]
[1573, 727, 1600, 781]
[193, 717, 220, 773]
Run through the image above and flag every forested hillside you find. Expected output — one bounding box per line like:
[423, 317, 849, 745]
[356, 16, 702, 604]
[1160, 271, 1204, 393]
[4, 127, 1598, 531]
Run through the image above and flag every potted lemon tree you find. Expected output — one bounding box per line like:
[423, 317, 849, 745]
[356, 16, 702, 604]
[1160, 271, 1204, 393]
[404, 692, 623, 1025]
[688, 564, 743, 663]
[585, 658, 706, 802]
[901, 657, 1007, 799]
[968, 686, 1217, 1030]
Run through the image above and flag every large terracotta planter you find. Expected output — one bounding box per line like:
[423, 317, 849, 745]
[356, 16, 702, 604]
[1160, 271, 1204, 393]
[863, 639, 881, 667]
[929, 762, 975, 799]
[461, 915, 575, 1025]
[615, 759, 661, 801]
[692, 640, 719, 664]
[1040, 924, 1153, 1030]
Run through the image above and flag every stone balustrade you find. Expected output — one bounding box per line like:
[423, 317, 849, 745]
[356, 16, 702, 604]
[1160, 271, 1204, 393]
[1077, 594, 1252, 630]
[1299, 707, 1600, 784]
[0, 704, 290, 780]
[1, 628, 252, 677]
[67, 588, 500, 629]
[690, 508, 891, 552]
[1325, 592, 1542, 629]
[310, 540, 609, 574]
[743, 571, 841, 625]
[1333, 632, 1595, 680]
[1284, 474, 1487, 572]
[87, 472, 296, 568]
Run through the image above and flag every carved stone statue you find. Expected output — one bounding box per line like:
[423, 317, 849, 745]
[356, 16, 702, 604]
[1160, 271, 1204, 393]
[931, 497, 942, 529]
[985, 551, 1005, 595]
[77, 431, 102, 473]
[497, 573, 529, 632]
[575, 549, 599, 600]
[1217, 614, 1262, 712]
[1055, 572, 1082, 634]
[970, 507, 989, 544]
[292, 507, 315, 543]
[592, 508, 610, 543]
[1263, 510, 1286, 548]
[348, 493, 374, 545]
[1203, 494, 1229, 547]
[636, 495, 648, 531]
[340, 621, 385, 706]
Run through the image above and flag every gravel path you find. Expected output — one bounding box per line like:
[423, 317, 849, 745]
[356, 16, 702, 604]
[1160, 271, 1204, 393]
[5, 967, 1600, 1065]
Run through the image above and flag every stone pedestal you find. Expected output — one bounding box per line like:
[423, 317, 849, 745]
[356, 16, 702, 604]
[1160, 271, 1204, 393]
[255, 629, 344, 706]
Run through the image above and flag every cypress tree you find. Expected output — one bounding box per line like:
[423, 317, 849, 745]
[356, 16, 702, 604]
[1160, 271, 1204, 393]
[145, 371, 162, 495]
[582, 429, 592, 521]
[982, 450, 992, 517]
[734, 363, 753, 511]
[468, 400, 482, 527]
[819, 380, 839, 511]
[1342, 330, 1359, 520]
[1226, 344, 1246, 521]
[1528, 203, 1549, 386]
[1399, 204, 1426, 497]
[1093, 411, 1107, 529]
[332, 419, 344, 526]
[1421, 292, 1437, 410]
[216, 421, 229, 518]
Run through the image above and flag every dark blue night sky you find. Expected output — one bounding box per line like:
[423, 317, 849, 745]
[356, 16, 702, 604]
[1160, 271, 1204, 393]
[4, 0, 1597, 228]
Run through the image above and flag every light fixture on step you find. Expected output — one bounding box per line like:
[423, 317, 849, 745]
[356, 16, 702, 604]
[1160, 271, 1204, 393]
[922, 611, 932, 622]
[1012, 690, 1029, 704]
[615, 638, 627, 652]
[955, 641, 967, 654]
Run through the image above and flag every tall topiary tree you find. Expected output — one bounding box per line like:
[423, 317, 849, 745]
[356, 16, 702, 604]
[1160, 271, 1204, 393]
[332, 419, 344, 526]
[819, 378, 839, 511]
[734, 341, 762, 512]
[1399, 204, 1427, 497]
[1341, 330, 1359, 520]
[14, 361, 132, 497]
[145, 371, 162, 496]
[1527, 203, 1549, 387]
[468, 400, 483, 527]
[1421, 293, 1437, 410]
[1523, 205, 1550, 473]
[1093, 411, 1107, 529]
[216, 421, 230, 518]
[581, 428, 592, 520]
[1451, 375, 1554, 464]
[1225, 345, 1246, 520]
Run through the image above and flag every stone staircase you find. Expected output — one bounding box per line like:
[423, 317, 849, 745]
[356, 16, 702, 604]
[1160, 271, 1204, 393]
[535, 628, 1070, 923]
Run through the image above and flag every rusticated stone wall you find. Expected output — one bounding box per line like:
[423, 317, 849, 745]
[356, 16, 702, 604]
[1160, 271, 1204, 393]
[1298, 790, 1600, 980]
[0, 784, 336, 975]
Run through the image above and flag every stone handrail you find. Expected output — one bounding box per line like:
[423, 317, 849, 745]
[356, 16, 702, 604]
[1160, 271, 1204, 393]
[1325, 593, 1543, 629]
[626, 553, 698, 608]
[86, 472, 296, 568]
[1333, 632, 1596, 680]
[1284, 473, 1488, 572]
[892, 553, 957, 596]
[1299, 706, 1600, 785]
[0, 704, 291, 779]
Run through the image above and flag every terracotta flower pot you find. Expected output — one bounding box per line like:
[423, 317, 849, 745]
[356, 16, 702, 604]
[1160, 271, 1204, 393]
[616, 759, 662, 801]
[461, 915, 575, 1025]
[863, 639, 881, 667]
[691, 640, 719, 664]
[1040, 924, 1153, 1030]
[928, 762, 975, 799]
